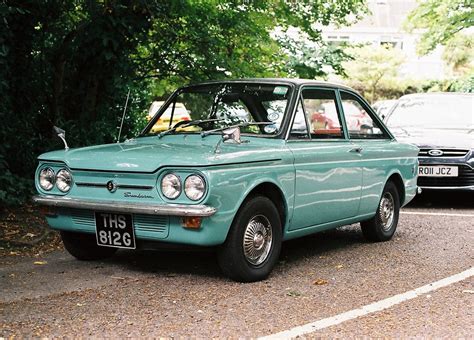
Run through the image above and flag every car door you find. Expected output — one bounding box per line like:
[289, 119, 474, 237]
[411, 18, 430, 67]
[287, 87, 363, 231]
[339, 90, 394, 216]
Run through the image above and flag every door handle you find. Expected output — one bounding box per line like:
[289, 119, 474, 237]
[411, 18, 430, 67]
[349, 147, 363, 153]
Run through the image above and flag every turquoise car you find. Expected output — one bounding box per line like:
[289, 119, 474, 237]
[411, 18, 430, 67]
[33, 79, 419, 282]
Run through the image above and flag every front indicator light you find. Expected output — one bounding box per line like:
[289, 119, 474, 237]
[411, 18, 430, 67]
[39, 206, 57, 217]
[39, 168, 55, 191]
[182, 216, 202, 229]
[56, 168, 73, 192]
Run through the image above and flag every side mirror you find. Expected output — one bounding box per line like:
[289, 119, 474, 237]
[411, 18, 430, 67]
[222, 127, 241, 144]
[53, 126, 69, 150]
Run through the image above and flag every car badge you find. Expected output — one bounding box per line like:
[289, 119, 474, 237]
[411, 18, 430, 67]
[106, 180, 118, 193]
[428, 149, 443, 156]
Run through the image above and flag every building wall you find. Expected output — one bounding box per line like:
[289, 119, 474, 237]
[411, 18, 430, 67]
[320, 0, 445, 79]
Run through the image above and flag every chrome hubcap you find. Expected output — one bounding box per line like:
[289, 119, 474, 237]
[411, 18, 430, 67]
[379, 192, 395, 231]
[243, 215, 273, 266]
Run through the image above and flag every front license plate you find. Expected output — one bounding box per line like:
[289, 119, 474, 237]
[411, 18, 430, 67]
[418, 165, 458, 177]
[95, 212, 136, 249]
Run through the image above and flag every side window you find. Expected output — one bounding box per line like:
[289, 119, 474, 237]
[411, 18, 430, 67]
[290, 100, 310, 139]
[340, 92, 387, 139]
[302, 88, 344, 139]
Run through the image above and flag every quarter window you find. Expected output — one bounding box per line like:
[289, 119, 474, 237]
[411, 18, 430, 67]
[289, 100, 310, 139]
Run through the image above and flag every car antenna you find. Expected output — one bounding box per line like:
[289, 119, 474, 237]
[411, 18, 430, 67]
[117, 88, 131, 143]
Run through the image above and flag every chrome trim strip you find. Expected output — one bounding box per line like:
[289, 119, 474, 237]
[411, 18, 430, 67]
[74, 182, 106, 188]
[75, 182, 154, 190]
[32, 195, 217, 217]
[420, 185, 474, 190]
[419, 162, 473, 170]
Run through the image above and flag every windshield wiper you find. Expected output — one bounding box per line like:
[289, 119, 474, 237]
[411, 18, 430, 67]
[157, 119, 223, 138]
[200, 122, 273, 138]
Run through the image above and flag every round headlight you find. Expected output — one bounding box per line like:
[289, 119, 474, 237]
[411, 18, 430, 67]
[56, 168, 73, 192]
[39, 168, 55, 191]
[184, 175, 206, 201]
[161, 173, 181, 199]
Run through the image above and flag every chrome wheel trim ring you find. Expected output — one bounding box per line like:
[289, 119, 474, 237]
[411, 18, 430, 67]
[243, 215, 273, 266]
[379, 192, 395, 231]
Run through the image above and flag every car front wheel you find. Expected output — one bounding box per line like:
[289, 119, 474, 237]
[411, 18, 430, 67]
[361, 181, 400, 242]
[61, 230, 117, 260]
[217, 196, 282, 282]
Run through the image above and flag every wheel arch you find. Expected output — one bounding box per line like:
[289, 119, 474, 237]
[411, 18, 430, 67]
[246, 182, 287, 229]
[387, 172, 405, 206]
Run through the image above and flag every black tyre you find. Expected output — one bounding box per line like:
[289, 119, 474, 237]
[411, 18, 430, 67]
[217, 196, 282, 282]
[61, 231, 117, 260]
[361, 181, 400, 242]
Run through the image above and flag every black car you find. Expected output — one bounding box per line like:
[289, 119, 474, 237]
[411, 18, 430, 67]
[385, 93, 473, 191]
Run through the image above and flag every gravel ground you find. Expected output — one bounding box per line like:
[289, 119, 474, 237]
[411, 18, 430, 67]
[0, 192, 473, 338]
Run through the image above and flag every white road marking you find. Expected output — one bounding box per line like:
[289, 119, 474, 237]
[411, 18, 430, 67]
[259, 267, 474, 339]
[401, 211, 474, 217]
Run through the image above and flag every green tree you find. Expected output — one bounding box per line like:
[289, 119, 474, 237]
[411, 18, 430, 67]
[343, 45, 405, 102]
[0, 0, 367, 206]
[442, 34, 474, 76]
[405, 0, 474, 55]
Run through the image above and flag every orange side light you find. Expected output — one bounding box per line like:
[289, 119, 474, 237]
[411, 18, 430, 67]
[182, 216, 202, 229]
[39, 206, 57, 217]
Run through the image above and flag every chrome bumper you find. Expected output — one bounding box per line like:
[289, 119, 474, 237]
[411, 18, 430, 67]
[420, 185, 474, 191]
[32, 195, 217, 217]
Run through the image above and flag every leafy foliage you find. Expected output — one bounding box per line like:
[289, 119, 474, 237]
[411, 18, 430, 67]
[405, 0, 474, 55]
[343, 45, 405, 102]
[0, 0, 367, 206]
[442, 34, 474, 76]
[275, 28, 352, 79]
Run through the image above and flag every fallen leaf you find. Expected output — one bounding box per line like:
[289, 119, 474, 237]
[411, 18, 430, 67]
[34, 261, 47, 265]
[313, 279, 328, 285]
[111, 276, 125, 280]
[335, 264, 344, 269]
[286, 290, 302, 297]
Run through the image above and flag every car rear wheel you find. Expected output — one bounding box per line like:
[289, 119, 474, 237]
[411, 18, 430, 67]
[217, 196, 282, 282]
[361, 181, 400, 242]
[61, 230, 117, 260]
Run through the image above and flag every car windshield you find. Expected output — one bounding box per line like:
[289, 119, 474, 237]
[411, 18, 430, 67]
[386, 95, 474, 129]
[142, 83, 292, 137]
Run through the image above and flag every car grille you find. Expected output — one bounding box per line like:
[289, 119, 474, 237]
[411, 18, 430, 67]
[418, 165, 474, 188]
[418, 149, 469, 157]
[69, 209, 169, 239]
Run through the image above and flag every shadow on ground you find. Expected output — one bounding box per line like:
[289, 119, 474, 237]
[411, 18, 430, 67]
[407, 191, 474, 209]
[105, 226, 364, 280]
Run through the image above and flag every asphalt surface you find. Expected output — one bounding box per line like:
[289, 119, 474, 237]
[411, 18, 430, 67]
[1, 191, 473, 338]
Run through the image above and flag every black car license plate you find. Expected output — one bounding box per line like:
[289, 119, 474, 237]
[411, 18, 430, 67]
[95, 212, 136, 249]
